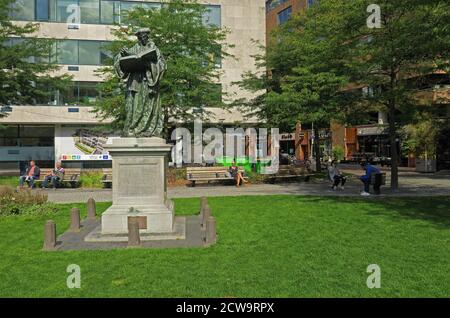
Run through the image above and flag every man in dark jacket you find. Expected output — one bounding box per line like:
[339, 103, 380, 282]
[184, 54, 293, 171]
[19, 160, 40, 189]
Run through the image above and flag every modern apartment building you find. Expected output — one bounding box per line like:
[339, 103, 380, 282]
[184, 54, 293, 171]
[0, 0, 266, 170]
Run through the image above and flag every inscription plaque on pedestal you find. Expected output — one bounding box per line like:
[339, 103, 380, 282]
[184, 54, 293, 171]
[128, 216, 148, 230]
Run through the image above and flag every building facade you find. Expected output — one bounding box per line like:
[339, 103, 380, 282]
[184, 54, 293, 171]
[0, 0, 266, 170]
[265, 0, 313, 45]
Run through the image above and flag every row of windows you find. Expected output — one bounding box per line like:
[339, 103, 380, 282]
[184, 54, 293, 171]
[10, 0, 221, 26]
[0, 126, 55, 147]
[0, 137, 54, 147]
[4, 38, 112, 65]
[38, 81, 101, 106]
[5, 37, 222, 69]
[26, 81, 223, 107]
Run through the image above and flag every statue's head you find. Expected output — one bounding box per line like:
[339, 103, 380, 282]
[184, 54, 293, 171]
[135, 28, 150, 46]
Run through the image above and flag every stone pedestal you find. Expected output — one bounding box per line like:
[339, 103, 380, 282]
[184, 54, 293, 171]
[101, 137, 174, 235]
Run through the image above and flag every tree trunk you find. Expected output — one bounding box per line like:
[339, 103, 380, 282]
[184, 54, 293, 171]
[388, 92, 399, 191]
[163, 107, 170, 141]
[314, 126, 322, 173]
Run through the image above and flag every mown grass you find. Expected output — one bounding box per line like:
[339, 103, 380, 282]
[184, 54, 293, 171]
[0, 196, 449, 297]
[0, 176, 17, 187]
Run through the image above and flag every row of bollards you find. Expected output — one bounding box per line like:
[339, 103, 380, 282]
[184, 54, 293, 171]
[44, 196, 217, 250]
[200, 197, 217, 246]
[43, 197, 97, 251]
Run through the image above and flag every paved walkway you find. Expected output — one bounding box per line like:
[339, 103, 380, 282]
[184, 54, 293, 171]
[44, 170, 450, 203]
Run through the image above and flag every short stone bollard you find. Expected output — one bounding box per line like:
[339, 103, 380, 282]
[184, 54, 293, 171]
[70, 208, 81, 232]
[43, 220, 56, 251]
[201, 205, 211, 230]
[128, 220, 141, 247]
[87, 197, 96, 220]
[205, 216, 217, 246]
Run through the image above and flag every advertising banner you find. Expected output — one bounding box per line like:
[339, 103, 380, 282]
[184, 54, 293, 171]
[55, 126, 120, 161]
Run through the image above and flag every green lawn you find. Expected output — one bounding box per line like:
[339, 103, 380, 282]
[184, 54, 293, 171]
[0, 176, 17, 187]
[0, 196, 449, 297]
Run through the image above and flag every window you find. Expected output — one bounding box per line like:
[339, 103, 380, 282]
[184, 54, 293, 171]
[57, 40, 78, 64]
[100, 0, 120, 24]
[203, 5, 221, 27]
[57, 0, 77, 22]
[0, 126, 19, 147]
[277, 6, 292, 25]
[100, 41, 113, 64]
[141, 2, 161, 11]
[10, 0, 35, 20]
[36, 0, 50, 21]
[79, 40, 100, 65]
[120, 1, 141, 24]
[52, 40, 111, 65]
[266, 0, 288, 13]
[80, 0, 100, 23]
[19, 126, 54, 147]
[9, 1, 222, 27]
[35, 81, 99, 106]
[78, 82, 100, 105]
[206, 84, 222, 107]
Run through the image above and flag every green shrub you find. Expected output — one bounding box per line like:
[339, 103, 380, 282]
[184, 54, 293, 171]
[0, 186, 56, 216]
[0, 186, 47, 205]
[0, 202, 59, 216]
[79, 170, 103, 188]
[332, 145, 345, 162]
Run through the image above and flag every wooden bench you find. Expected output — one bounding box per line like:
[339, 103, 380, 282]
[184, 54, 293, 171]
[186, 166, 247, 187]
[265, 166, 313, 183]
[102, 168, 113, 188]
[34, 168, 81, 188]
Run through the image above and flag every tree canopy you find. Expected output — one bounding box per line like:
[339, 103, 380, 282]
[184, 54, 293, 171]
[94, 0, 232, 137]
[0, 0, 71, 110]
[238, 0, 450, 187]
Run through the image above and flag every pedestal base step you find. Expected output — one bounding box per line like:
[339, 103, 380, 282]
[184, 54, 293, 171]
[85, 217, 186, 242]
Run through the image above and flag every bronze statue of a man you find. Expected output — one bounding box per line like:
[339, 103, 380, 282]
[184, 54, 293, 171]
[114, 28, 167, 137]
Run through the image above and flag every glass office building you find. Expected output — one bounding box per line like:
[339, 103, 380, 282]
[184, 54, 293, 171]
[1, 0, 267, 169]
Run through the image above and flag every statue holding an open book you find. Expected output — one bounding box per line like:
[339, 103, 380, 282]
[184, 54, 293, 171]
[114, 28, 167, 137]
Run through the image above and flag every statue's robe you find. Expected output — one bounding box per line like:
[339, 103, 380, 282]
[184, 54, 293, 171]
[114, 41, 166, 137]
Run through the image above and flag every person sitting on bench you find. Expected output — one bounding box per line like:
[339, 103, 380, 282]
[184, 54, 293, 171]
[328, 160, 347, 190]
[41, 162, 65, 189]
[229, 159, 247, 187]
[19, 160, 40, 189]
[359, 161, 381, 196]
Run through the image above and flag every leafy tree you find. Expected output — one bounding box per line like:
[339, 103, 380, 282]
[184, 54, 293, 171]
[402, 113, 440, 160]
[0, 0, 71, 112]
[333, 0, 450, 189]
[94, 0, 232, 138]
[238, 0, 450, 186]
[238, 2, 352, 172]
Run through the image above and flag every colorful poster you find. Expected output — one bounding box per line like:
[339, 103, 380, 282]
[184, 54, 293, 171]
[55, 126, 120, 161]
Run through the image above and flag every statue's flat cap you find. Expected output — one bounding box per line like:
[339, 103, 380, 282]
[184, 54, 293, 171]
[134, 28, 150, 35]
